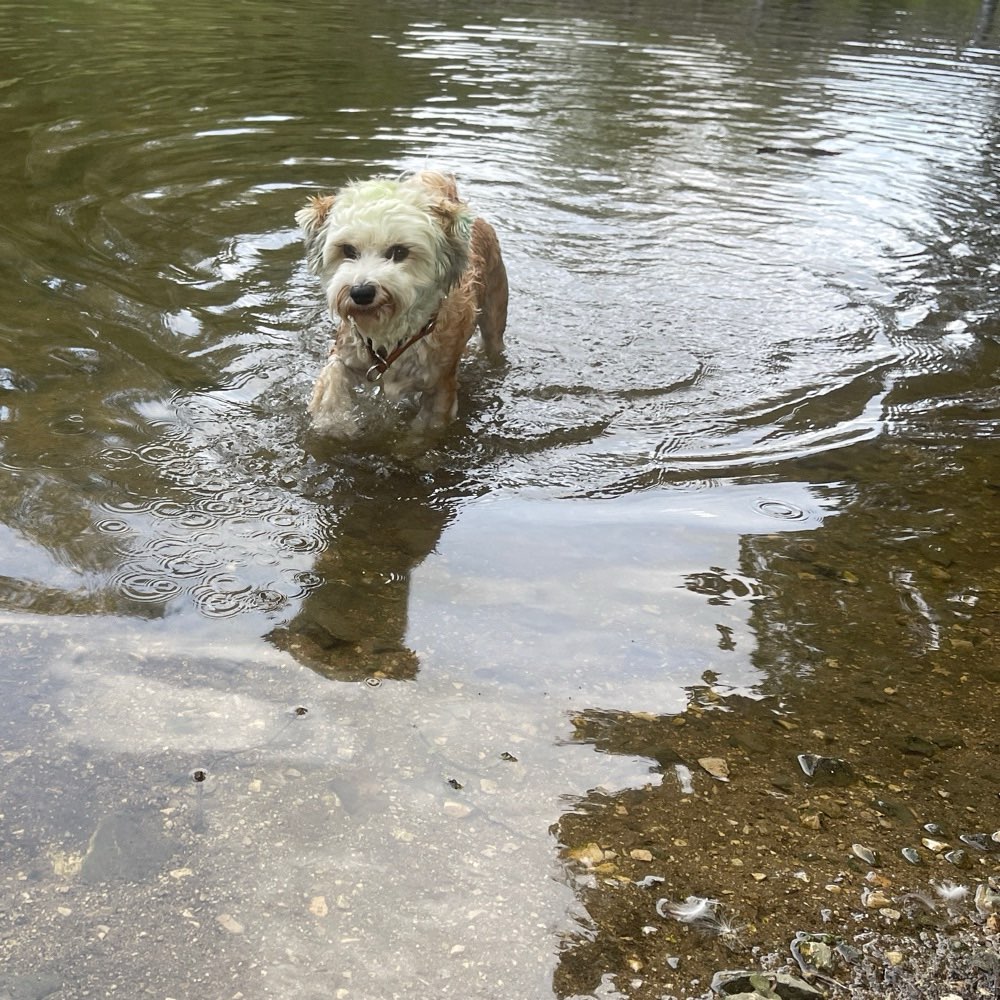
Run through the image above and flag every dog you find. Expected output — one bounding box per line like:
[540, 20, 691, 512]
[296, 171, 508, 437]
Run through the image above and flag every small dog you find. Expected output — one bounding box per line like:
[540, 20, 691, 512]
[296, 171, 508, 436]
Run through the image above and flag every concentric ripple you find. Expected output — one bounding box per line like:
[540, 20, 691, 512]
[754, 499, 809, 522]
[111, 570, 182, 605]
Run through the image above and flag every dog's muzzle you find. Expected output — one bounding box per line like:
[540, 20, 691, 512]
[349, 282, 378, 306]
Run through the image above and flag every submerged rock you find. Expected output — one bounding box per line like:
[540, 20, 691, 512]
[974, 882, 1000, 915]
[902, 735, 937, 756]
[791, 931, 837, 974]
[80, 809, 179, 884]
[711, 969, 827, 998]
[796, 753, 855, 786]
[960, 833, 1000, 853]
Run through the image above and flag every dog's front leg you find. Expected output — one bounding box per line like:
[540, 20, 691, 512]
[308, 356, 363, 438]
[411, 372, 460, 433]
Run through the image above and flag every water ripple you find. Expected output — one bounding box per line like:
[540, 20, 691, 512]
[754, 499, 808, 522]
[112, 570, 181, 605]
[3, 1, 998, 624]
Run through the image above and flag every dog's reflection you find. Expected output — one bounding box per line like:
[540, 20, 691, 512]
[268, 463, 455, 681]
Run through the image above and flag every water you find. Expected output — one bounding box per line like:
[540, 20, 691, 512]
[1, 1, 999, 997]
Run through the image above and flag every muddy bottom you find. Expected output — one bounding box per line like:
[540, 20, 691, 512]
[552, 438, 1000, 999]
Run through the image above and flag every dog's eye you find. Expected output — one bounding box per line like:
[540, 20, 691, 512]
[340, 244, 359, 260]
[385, 245, 410, 263]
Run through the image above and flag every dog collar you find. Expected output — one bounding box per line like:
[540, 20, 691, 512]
[360, 314, 438, 383]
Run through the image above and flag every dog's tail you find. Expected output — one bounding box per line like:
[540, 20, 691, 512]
[471, 218, 508, 353]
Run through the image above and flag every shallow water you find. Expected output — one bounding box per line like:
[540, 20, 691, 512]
[1, 1, 999, 997]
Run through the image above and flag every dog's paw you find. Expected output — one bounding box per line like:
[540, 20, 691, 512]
[308, 408, 363, 440]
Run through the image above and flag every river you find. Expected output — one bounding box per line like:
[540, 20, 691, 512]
[1, 2, 998, 998]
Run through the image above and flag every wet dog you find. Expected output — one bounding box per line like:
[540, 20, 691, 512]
[296, 171, 508, 437]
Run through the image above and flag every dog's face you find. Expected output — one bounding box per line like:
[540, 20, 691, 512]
[297, 175, 472, 346]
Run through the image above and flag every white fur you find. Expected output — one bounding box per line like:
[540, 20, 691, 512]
[298, 177, 470, 357]
[296, 172, 504, 438]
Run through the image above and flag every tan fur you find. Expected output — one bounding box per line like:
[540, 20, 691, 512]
[301, 172, 508, 437]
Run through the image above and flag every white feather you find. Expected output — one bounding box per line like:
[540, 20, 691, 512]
[655, 895, 720, 924]
[934, 881, 969, 903]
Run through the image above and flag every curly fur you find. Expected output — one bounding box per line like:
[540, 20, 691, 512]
[297, 171, 508, 437]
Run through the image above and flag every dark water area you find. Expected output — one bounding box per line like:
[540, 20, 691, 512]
[1, 1, 999, 998]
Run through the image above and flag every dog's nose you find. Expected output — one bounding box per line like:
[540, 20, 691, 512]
[349, 282, 377, 305]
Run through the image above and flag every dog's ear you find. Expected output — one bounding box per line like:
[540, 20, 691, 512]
[295, 195, 335, 272]
[414, 170, 461, 202]
[430, 198, 473, 290]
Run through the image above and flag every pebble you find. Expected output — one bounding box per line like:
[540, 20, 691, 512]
[698, 757, 731, 781]
[851, 844, 879, 866]
[922, 837, 949, 853]
[567, 843, 605, 867]
[630, 849, 653, 862]
[50, 852, 83, 878]
[862, 889, 893, 909]
[796, 938, 835, 971]
[217, 914, 244, 934]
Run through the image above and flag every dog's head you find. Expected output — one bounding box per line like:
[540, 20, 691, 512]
[296, 173, 472, 341]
